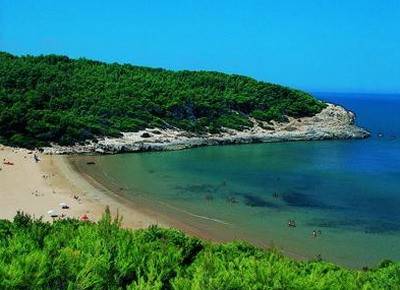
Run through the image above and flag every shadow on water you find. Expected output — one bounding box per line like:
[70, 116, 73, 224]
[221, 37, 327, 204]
[281, 191, 332, 209]
[173, 183, 229, 202]
[240, 193, 280, 208]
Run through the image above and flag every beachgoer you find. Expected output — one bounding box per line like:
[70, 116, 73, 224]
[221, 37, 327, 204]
[312, 230, 317, 238]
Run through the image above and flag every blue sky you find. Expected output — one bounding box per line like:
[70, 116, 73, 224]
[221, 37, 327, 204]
[1, 0, 399, 93]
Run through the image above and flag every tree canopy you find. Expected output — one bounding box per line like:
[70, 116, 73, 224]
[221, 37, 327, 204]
[0, 52, 326, 148]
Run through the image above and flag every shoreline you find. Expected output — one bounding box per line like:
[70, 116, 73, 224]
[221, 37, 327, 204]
[0, 144, 250, 243]
[42, 104, 370, 155]
[0, 144, 308, 261]
[67, 156, 230, 241]
[4, 142, 394, 268]
[67, 154, 313, 262]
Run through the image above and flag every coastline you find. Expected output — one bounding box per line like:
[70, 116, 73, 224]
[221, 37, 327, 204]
[67, 156, 234, 241]
[0, 143, 309, 261]
[3, 134, 395, 267]
[0, 144, 248, 243]
[42, 104, 370, 154]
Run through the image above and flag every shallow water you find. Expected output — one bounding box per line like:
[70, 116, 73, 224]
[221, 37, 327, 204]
[70, 93, 400, 268]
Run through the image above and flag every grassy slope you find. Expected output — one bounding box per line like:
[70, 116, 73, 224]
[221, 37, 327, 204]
[0, 52, 326, 148]
[0, 210, 398, 289]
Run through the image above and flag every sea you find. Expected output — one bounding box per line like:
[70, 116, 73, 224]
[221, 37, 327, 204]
[68, 93, 400, 268]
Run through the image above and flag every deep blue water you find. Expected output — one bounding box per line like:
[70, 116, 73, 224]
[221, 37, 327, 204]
[71, 93, 400, 267]
[315, 93, 400, 229]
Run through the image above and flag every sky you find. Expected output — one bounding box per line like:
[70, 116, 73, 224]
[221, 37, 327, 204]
[1, 0, 399, 93]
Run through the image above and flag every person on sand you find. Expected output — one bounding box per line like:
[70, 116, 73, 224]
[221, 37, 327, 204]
[312, 230, 317, 238]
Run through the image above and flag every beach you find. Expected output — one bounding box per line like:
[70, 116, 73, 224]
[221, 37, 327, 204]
[0, 144, 225, 240]
[0, 145, 158, 228]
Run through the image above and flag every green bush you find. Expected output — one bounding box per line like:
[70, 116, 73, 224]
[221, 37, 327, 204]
[0, 211, 398, 289]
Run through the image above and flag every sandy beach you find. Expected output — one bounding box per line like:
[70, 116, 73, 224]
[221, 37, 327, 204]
[0, 145, 159, 228]
[0, 144, 246, 241]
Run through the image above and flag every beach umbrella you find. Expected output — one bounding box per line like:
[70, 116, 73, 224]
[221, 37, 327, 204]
[47, 210, 58, 218]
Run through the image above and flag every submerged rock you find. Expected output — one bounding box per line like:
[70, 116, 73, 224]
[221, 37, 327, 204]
[242, 194, 278, 208]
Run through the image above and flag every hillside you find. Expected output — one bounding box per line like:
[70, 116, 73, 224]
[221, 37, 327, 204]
[0, 210, 398, 289]
[0, 52, 326, 148]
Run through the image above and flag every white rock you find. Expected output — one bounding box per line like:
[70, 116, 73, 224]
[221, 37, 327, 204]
[42, 104, 370, 155]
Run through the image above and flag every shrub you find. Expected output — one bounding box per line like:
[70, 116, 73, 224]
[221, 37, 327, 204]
[0, 212, 398, 289]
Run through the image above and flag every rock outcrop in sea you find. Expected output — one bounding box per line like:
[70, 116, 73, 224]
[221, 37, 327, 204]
[43, 104, 370, 154]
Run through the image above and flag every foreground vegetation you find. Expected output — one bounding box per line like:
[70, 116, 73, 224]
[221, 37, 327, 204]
[0, 52, 326, 148]
[0, 210, 398, 289]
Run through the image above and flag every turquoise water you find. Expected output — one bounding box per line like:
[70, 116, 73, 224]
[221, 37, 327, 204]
[70, 93, 400, 268]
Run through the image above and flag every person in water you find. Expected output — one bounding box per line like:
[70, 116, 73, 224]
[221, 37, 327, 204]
[312, 230, 317, 238]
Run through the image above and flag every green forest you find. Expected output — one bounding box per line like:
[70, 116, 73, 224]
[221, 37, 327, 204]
[0, 52, 326, 148]
[0, 210, 398, 289]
